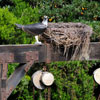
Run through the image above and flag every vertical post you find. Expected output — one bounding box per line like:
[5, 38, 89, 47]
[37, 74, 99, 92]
[48, 87, 51, 100]
[0, 63, 8, 100]
[33, 86, 35, 100]
[0, 64, 2, 100]
[98, 94, 100, 100]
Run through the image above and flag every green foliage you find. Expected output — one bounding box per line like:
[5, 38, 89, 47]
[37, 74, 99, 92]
[12, 75, 33, 100]
[38, 0, 100, 41]
[38, 0, 100, 21]
[10, 0, 40, 44]
[8, 61, 98, 100]
[11, 0, 40, 24]
[0, 0, 40, 44]
[48, 61, 97, 100]
[7, 63, 19, 77]
[0, 8, 17, 44]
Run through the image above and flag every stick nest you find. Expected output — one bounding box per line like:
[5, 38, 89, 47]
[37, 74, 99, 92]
[40, 23, 93, 60]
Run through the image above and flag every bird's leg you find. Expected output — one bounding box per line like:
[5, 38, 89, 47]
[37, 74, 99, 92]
[35, 36, 42, 44]
[35, 36, 39, 42]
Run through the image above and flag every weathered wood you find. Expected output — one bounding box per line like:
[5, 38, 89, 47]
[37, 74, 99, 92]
[50, 42, 100, 61]
[0, 64, 8, 100]
[0, 44, 46, 63]
[7, 58, 37, 98]
[0, 43, 99, 63]
[7, 64, 26, 98]
[0, 64, 2, 100]
[0, 42, 99, 100]
[89, 42, 100, 60]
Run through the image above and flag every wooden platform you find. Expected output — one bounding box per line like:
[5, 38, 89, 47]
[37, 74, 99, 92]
[0, 42, 100, 100]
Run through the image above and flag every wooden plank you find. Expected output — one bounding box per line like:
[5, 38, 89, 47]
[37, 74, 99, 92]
[50, 42, 100, 61]
[0, 44, 46, 63]
[0, 64, 2, 100]
[6, 59, 36, 98]
[89, 42, 100, 60]
[0, 43, 99, 63]
[7, 64, 26, 98]
[0, 64, 8, 100]
[1, 42, 100, 99]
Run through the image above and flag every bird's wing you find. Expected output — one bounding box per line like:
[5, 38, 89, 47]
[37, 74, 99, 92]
[22, 23, 47, 35]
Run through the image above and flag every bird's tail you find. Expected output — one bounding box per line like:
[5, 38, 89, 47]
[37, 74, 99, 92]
[15, 24, 23, 29]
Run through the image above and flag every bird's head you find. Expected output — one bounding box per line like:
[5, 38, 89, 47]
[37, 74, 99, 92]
[42, 16, 48, 27]
[43, 16, 48, 20]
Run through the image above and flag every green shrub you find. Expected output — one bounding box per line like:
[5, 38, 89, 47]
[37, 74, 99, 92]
[10, 0, 40, 44]
[39, 0, 100, 22]
[8, 61, 98, 100]
[48, 61, 97, 100]
[0, 1, 40, 44]
[11, 0, 40, 24]
[38, 0, 100, 41]
[0, 8, 17, 44]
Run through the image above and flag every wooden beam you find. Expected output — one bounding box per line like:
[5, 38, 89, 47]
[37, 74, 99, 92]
[0, 42, 99, 99]
[6, 51, 38, 98]
[0, 44, 47, 63]
[0, 43, 99, 63]
[89, 42, 100, 60]
[51, 42, 100, 61]
[0, 64, 8, 100]
[7, 64, 28, 98]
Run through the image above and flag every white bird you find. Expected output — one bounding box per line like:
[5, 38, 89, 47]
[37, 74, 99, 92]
[15, 16, 48, 44]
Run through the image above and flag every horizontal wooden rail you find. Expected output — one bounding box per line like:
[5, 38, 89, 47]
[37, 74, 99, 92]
[0, 44, 47, 63]
[0, 42, 99, 63]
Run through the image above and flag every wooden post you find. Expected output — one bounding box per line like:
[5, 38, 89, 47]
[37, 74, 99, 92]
[0, 63, 8, 100]
[0, 64, 2, 100]
[97, 94, 100, 100]
[48, 87, 51, 100]
[33, 86, 35, 100]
